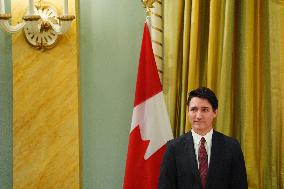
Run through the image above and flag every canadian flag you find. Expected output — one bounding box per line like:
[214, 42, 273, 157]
[123, 23, 173, 189]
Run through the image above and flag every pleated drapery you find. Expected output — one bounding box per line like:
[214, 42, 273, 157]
[162, 0, 284, 188]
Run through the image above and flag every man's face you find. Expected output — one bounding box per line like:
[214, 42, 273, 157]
[188, 97, 217, 135]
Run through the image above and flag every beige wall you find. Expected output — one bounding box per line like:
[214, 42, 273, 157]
[79, 0, 145, 188]
[12, 0, 79, 188]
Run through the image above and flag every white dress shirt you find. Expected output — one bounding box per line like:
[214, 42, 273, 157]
[191, 129, 213, 168]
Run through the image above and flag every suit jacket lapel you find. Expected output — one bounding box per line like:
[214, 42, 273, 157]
[206, 131, 224, 186]
[185, 132, 200, 181]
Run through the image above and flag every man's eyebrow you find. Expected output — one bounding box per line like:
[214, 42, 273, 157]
[189, 106, 210, 108]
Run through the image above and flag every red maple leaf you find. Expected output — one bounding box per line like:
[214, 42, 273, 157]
[124, 126, 166, 189]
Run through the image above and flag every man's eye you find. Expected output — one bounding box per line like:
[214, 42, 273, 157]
[202, 108, 209, 112]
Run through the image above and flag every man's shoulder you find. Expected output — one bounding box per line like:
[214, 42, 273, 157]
[213, 130, 241, 147]
[167, 132, 191, 146]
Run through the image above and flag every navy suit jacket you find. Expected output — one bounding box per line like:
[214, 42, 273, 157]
[158, 130, 248, 189]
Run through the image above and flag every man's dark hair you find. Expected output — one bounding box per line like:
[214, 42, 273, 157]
[187, 87, 218, 111]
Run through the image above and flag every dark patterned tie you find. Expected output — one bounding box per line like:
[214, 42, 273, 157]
[198, 137, 208, 189]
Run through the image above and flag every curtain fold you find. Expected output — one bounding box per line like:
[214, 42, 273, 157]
[163, 0, 284, 188]
[163, 0, 185, 136]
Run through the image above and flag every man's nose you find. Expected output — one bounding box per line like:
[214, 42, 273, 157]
[196, 111, 202, 119]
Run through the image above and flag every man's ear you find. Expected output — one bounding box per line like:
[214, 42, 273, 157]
[213, 109, 218, 117]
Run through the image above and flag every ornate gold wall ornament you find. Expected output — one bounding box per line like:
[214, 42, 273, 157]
[58, 15, 76, 21]
[0, 13, 11, 20]
[0, 0, 75, 50]
[141, 0, 157, 16]
[22, 15, 41, 21]
[23, 2, 60, 50]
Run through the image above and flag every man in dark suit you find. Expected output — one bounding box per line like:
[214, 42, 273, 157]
[158, 87, 247, 189]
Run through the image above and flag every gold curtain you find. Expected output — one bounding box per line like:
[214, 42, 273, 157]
[162, 0, 284, 188]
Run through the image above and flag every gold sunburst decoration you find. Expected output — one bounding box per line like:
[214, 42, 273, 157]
[141, 0, 157, 16]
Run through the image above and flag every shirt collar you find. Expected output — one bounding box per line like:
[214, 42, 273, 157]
[191, 129, 213, 144]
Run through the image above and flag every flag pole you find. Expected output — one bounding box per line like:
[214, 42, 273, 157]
[141, 0, 156, 35]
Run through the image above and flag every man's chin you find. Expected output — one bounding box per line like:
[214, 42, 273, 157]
[192, 124, 204, 129]
[192, 126, 209, 132]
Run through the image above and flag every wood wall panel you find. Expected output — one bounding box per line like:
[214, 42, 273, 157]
[12, 0, 79, 188]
